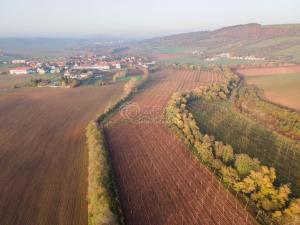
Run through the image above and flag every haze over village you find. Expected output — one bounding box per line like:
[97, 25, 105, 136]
[0, 1, 300, 225]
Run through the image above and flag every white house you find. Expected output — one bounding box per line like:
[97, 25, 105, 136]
[94, 62, 110, 70]
[9, 67, 30, 75]
[110, 61, 121, 69]
[12, 59, 26, 64]
[37, 68, 46, 74]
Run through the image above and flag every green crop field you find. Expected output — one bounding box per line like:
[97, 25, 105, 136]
[272, 45, 300, 62]
[246, 72, 300, 111]
[189, 100, 300, 194]
[160, 56, 265, 66]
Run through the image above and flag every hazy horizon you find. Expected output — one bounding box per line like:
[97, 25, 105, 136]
[0, 0, 299, 39]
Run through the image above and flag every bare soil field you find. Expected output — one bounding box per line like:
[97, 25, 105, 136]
[0, 84, 124, 225]
[105, 69, 257, 225]
[247, 73, 300, 111]
[238, 66, 300, 77]
[238, 67, 300, 111]
[0, 74, 58, 96]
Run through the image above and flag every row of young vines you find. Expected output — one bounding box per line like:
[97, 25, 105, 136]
[165, 66, 300, 225]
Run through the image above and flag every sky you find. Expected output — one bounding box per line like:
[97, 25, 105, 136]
[0, 0, 299, 39]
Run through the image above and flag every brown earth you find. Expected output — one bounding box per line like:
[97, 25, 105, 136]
[0, 84, 124, 225]
[238, 66, 300, 76]
[105, 69, 257, 225]
[0, 74, 31, 91]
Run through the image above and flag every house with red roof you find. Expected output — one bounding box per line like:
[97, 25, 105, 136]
[94, 62, 110, 70]
[9, 67, 31, 75]
[109, 61, 121, 69]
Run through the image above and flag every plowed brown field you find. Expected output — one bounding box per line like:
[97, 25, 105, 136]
[105, 69, 257, 225]
[0, 84, 124, 225]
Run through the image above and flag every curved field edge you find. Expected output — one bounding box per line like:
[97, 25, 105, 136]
[189, 100, 300, 194]
[234, 81, 300, 140]
[235, 67, 300, 138]
[164, 67, 300, 225]
[245, 72, 300, 111]
[86, 72, 150, 225]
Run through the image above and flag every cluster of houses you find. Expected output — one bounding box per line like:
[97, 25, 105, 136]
[64, 61, 122, 80]
[9, 59, 66, 75]
[63, 55, 155, 80]
[204, 53, 266, 62]
[7, 54, 156, 82]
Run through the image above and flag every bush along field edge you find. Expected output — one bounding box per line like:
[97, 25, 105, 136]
[86, 69, 150, 225]
[164, 66, 300, 225]
[233, 78, 300, 140]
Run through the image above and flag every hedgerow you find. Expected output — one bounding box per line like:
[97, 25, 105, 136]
[86, 122, 119, 225]
[87, 70, 149, 225]
[235, 84, 300, 140]
[164, 66, 300, 225]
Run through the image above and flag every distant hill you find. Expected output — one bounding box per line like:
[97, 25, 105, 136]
[131, 23, 300, 62]
[0, 36, 126, 57]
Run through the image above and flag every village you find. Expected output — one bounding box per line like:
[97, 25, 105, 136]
[203, 52, 266, 62]
[0, 54, 156, 88]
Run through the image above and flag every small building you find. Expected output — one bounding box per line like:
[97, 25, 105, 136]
[12, 59, 26, 64]
[143, 61, 156, 69]
[94, 62, 110, 71]
[50, 68, 60, 74]
[73, 64, 94, 70]
[37, 68, 46, 74]
[79, 73, 89, 79]
[9, 67, 31, 75]
[110, 61, 121, 69]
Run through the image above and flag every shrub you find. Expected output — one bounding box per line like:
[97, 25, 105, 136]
[220, 167, 240, 186]
[235, 166, 290, 212]
[194, 141, 214, 164]
[214, 142, 234, 164]
[214, 141, 225, 159]
[234, 154, 261, 178]
[222, 145, 234, 163]
[212, 159, 225, 170]
[276, 198, 300, 224]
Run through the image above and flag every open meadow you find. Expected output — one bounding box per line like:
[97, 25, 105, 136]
[0, 84, 124, 225]
[104, 69, 256, 225]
